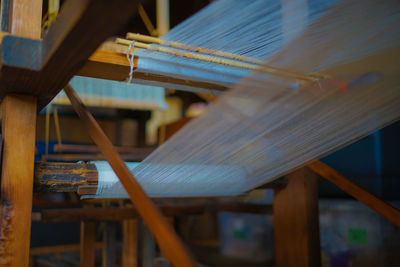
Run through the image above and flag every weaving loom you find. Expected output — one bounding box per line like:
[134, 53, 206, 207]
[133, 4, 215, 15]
[86, 0, 400, 199]
[0, 0, 398, 265]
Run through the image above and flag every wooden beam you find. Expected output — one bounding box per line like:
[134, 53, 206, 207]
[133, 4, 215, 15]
[36, 206, 205, 223]
[0, 0, 140, 109]
[31, 242, 102, 256]
[34, 203, 271, 223]
[0, 3, 41, 262]
[64, 84, 196, 266]
[80, 221, 96, 267]
[0, 94, 37, 266]
[273, 167, 321, 267]
[122, 219, 138, 267]
[308, 160, 400, 227]
[34, 162, 98, 192]
[78, 46, 230, 92]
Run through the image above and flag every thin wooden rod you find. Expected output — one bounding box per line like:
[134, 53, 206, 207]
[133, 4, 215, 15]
[138, 3, 156, 36]
[53, 104, 62, 146]
[45, 104, 51, 157]
[64, 84, 196, 267]
[308, 160, 400, 227]
[116, 38, 318, 82]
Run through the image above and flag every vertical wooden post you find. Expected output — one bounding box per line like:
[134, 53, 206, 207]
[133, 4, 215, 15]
[0, 95, 37, 266]
[80, 221, 96, 267]
[102, 221, 117, 267]
[273, 167, 321, 267]
[122, 219, 138, 267]
[0, 1, 41, 266]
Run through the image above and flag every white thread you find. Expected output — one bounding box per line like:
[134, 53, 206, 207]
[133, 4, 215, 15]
[126, 41, 135, 84]
[92, 0, 400, 199]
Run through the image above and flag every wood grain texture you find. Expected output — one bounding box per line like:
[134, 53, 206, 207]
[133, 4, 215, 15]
[122, 219, 138, 267]
[0, 94, 37, 266]
[0, 3, 41, 264]
[80, 221, 96, 267]
[8, 0, 42, 38]
[308, 160, 400, 227]
[274, 167, 321, 267]
[64, 84, 196, 267]
[34, 162, 98, 192]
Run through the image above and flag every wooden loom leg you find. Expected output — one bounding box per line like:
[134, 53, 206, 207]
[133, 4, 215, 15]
[64, 84, 195, 267]
[122, 219, 138, 267]
[273, 167, 321, 267]
[0, 95, 37, 266]
[0, 0, 41, 266]
[80, 221, 96, 267]
[102, 221, 117, 267]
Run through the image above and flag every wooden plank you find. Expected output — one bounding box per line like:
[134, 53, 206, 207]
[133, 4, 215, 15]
[122, 219, 138, 267]
[273, 167, 321, 267]
[0, 0, 140, 109]
[0, 94, 37, 266]
[80, 221, 96, 267]
[308, 160, 400, 227]
[64, 84, 196, 267]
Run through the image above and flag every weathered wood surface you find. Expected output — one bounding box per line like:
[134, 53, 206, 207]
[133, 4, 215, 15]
[34, 162, 97, 192]
[0, 95, 38, 266]
[0, 1, 41, 265]
[64, 84, 196, 266]
[274, 167, 321, 267]
[0, 0, 140, 109]
[308, 160, 400, 227]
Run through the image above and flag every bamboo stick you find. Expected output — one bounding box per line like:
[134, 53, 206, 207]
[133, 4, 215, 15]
[125, 33, 329, 81]
[117, 38, 318, 82]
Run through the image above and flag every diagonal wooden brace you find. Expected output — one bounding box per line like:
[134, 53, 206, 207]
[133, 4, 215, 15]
[308, 160, 400, 227]
[64, 84, 196, 267]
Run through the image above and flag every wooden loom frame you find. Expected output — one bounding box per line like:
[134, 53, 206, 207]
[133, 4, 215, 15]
[0, 0, 399, 266]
